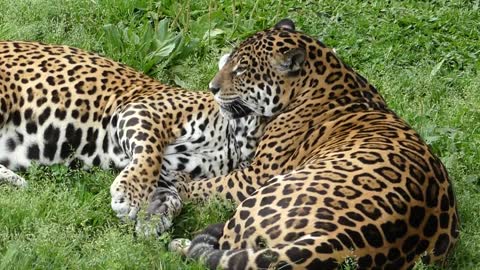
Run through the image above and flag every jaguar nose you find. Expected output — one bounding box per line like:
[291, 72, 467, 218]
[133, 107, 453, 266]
[209, 86, 220, 95]
[209, 79, 221, 95]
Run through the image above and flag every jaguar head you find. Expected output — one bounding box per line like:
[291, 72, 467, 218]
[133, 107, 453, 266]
[209, 19, 307, 119]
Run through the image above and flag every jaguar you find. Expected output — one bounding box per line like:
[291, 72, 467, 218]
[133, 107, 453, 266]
[0, 41, 265, 234]
[171, 19, 459, 269]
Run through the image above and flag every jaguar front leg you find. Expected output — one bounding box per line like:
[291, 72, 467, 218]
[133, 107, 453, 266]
[110, 146, 185, 236]
[110, 151, 166, 219]
[0, 164, 27, 187]
[180, 162, 277, 205]
[109, 104, 182, 234]
[134, 171, 190, 236]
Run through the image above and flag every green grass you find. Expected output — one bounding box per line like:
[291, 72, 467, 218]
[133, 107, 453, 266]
[0, 0, 478, 269]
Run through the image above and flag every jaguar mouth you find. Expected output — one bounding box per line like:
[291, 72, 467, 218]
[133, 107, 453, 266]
[220, 100, 253, 119]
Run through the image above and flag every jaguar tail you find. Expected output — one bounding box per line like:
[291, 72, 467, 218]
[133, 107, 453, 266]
[185, 223, 343, 270]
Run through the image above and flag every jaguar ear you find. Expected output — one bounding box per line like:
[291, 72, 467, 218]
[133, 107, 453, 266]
[218, 53, 231, 70]
[272, 47, 305, 74]
[274, 19, 295, 31]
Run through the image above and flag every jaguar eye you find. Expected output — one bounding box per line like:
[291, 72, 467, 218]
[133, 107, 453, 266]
[232, 66, 247, 76]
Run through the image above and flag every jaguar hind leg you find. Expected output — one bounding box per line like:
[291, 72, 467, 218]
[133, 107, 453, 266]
[0, 164, 27, 187]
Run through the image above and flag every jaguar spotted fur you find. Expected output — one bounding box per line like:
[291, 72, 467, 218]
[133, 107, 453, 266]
[172, 19, 459, 270]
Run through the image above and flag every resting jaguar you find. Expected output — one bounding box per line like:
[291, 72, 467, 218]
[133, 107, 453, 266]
[172, 19, 459, 269]
[0, 41, 266, 234]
